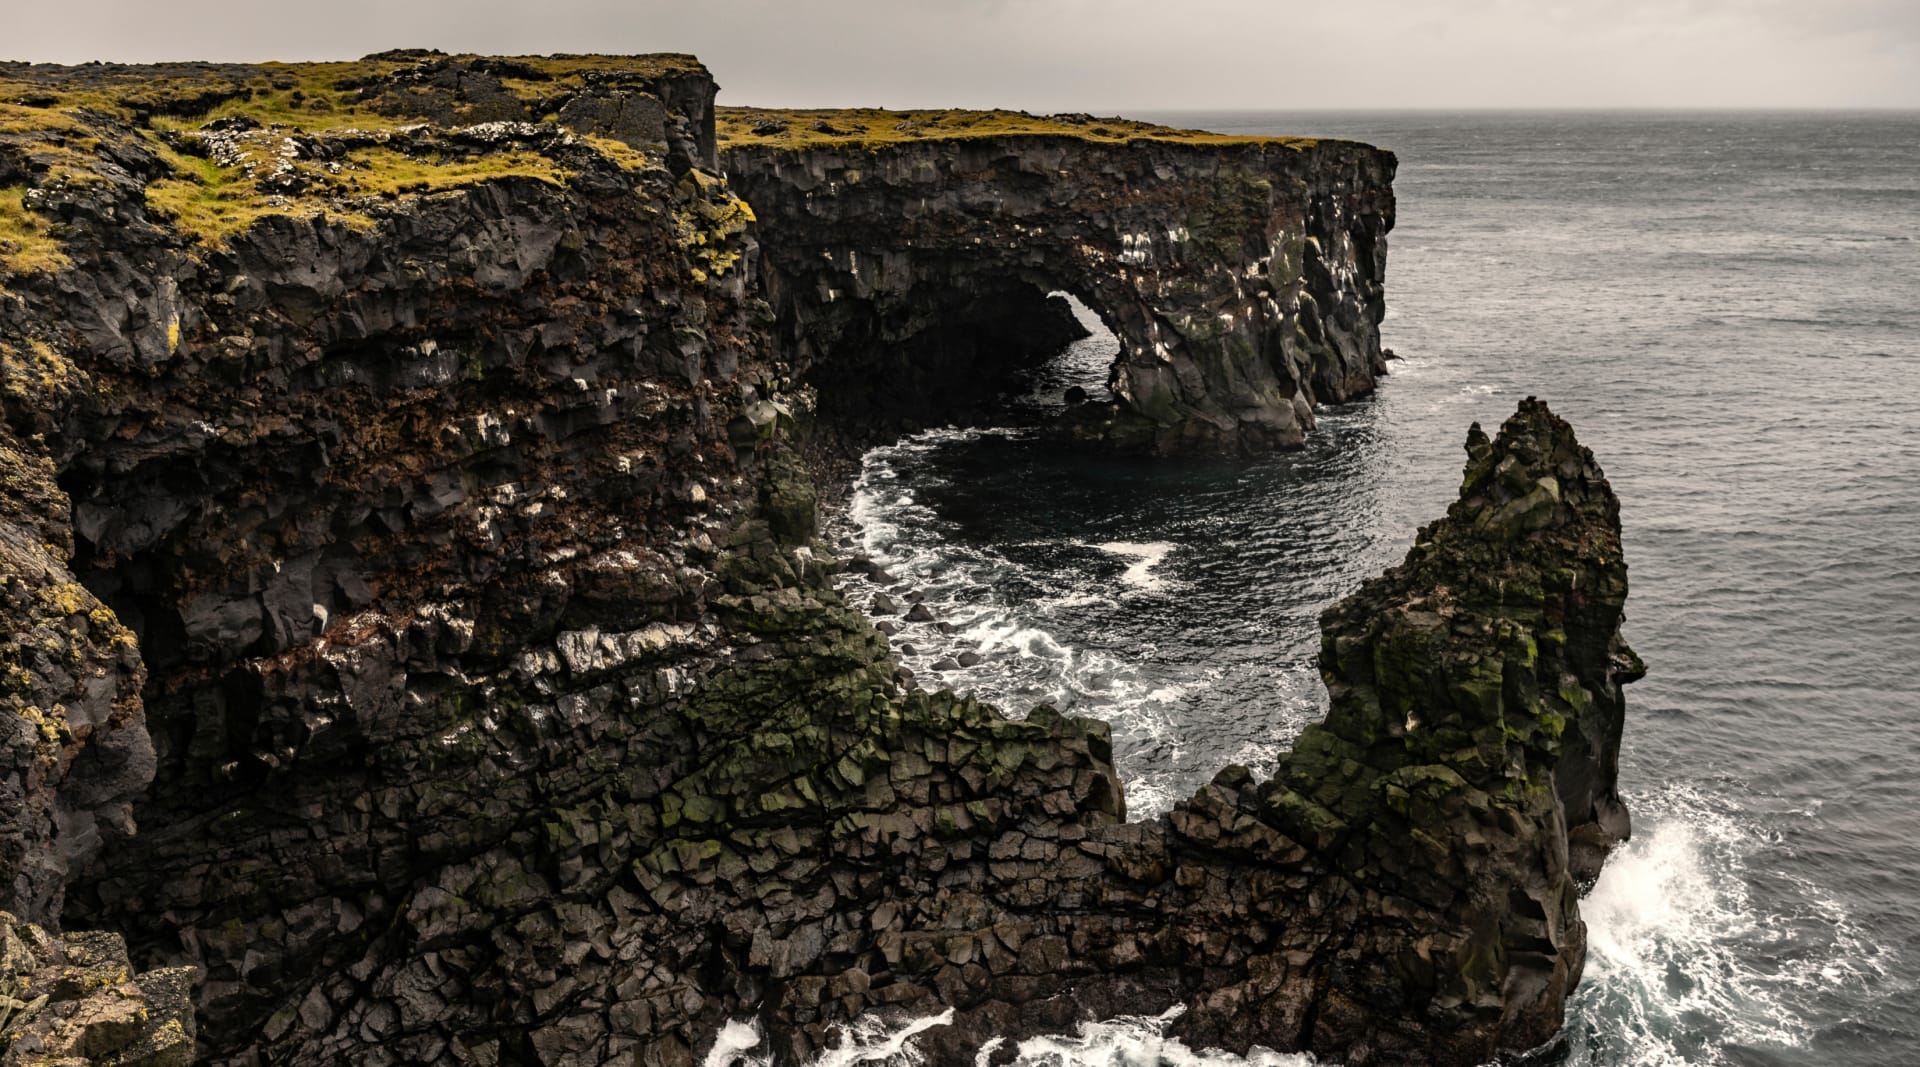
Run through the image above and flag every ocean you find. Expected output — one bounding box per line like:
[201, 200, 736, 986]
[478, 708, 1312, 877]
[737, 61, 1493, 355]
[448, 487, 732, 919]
[734, 112, 1920, 1066]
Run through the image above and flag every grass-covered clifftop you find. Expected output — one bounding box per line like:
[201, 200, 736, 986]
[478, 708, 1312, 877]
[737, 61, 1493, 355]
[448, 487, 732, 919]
[0, 51, 711, 262]
[717, 105, 1319, 149]
[0, 51, 707, 133]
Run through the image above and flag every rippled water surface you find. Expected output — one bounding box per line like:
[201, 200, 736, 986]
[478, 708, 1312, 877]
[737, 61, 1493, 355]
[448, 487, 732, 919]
[775, 112, 1920, 1066]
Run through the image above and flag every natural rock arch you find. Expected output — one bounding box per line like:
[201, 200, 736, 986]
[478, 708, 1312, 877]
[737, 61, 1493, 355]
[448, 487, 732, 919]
[721, 130, 1395, 451]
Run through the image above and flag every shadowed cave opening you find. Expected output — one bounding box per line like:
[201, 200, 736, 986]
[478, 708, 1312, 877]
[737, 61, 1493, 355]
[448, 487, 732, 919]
[1010, 292, 1122, 413]
[801, 280, 1123, 442]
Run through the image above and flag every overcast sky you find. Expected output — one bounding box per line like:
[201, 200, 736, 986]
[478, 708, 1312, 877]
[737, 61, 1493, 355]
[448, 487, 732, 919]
[9, 0, 1918, 110]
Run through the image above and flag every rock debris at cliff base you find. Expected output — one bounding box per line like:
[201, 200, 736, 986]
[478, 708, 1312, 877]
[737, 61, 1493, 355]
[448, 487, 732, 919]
[0, 52, 1630, 1067]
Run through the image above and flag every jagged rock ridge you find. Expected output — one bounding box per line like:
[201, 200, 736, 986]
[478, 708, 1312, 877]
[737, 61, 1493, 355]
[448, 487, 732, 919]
[720, 398, 1643, 1067]
[0, 53, 1632, 1067]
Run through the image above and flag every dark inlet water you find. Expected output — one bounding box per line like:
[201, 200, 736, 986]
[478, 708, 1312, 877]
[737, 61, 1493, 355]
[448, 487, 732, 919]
[730, 112, 1920, 1066]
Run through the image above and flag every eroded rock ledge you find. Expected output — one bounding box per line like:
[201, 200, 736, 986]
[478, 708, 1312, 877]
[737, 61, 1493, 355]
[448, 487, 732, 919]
[718, 108, 1395, 452]
[1, 53, 1629, 1067]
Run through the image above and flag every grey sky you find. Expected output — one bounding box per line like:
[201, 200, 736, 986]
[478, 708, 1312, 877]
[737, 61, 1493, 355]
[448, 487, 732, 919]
[9, 0, 1918, 109]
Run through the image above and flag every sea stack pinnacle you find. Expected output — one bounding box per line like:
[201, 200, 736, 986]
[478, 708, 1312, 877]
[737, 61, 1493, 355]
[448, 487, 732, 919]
[904, 397, 1643, 1066]
[1246, 395, 1644, 1061]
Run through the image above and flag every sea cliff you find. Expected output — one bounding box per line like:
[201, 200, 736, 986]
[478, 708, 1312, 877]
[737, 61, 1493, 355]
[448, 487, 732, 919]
[719, 108, 1394, 451]
[0, 53, 1628, 1066]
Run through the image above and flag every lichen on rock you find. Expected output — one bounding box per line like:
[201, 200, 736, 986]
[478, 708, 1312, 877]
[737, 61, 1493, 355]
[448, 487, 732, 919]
[0, 909, 197, 1066]
[0, 410, 151, 931]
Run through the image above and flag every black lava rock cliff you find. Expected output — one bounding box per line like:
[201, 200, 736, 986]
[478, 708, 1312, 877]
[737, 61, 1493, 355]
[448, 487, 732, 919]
[720, 108, 1394, 452]
[0, 54, 1629, 1067]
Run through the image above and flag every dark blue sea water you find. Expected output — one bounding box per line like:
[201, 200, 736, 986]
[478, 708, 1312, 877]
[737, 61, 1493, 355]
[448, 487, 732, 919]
[732, 112, 1920, 1066]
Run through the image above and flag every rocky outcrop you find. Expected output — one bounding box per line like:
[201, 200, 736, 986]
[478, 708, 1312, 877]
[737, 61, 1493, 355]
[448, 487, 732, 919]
[3, 52, 785, 1064]
[720, 112, 1395, 451]
[0, 909, 197, 1066]
[0, 431, 152, 930]
[1, 54, 1632, 1067]
[598, 398, 1636, 1067]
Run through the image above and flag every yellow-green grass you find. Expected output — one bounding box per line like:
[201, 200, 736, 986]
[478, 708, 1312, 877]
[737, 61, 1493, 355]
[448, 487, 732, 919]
[716, 107, 1318, 150]
[0, 186, 68, 277]
[1, 53, 710, 139]
[514, 53, 707, 82]
[143, 140, 568, 247]
[0, 54, 723, 259]
[0, 336, 84, 404]
[0, 60, 428, 138]
[0, 100, 113, 189]
[147, 63, 413, 136]
[672, 168, 754, 281]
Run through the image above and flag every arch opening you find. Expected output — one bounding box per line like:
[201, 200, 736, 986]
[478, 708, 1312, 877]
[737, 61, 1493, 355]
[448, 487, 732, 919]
[1004, 290, 1122, 416]
[796, 275, 1127, 444]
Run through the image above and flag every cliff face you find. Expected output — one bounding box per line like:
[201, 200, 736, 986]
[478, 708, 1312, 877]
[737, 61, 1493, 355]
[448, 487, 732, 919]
[0, 53, 794, 1063]
[719, 110, 1395, 451]
[0, 55, 1630, 1067]
[0, 437, 150, 931]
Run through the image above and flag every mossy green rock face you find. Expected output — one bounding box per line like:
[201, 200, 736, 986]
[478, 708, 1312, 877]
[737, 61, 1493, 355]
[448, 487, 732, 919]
[1240, 397, 1642, 1060]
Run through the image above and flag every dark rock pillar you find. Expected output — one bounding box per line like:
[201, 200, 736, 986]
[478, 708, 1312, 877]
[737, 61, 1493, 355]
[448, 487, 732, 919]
[890, 399, 1642, 1066]
[0, 423, 152, 929]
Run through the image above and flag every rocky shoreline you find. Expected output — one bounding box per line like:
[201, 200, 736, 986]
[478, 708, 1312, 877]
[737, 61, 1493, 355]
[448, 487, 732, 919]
[0, 53, 1631, 1066]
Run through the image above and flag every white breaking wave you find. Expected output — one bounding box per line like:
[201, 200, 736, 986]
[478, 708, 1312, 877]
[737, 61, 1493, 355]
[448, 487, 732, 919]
[705, 1011, 955, 1067]
[1563, 782, 1893, 1066]
[834, 428, 1196, 815]
[703, 783, 1888, 1067]
[1093, 541, 1175, 592]
[986, 1007, 1315, 1067]
[703, 1019, 768, 1067]
[706, 1007, 1314, 1067]
[834, 427, 1327, 820]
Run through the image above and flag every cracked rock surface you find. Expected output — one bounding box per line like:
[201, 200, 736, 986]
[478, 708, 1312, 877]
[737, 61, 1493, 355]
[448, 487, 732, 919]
[0, 909, 197, 1067]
